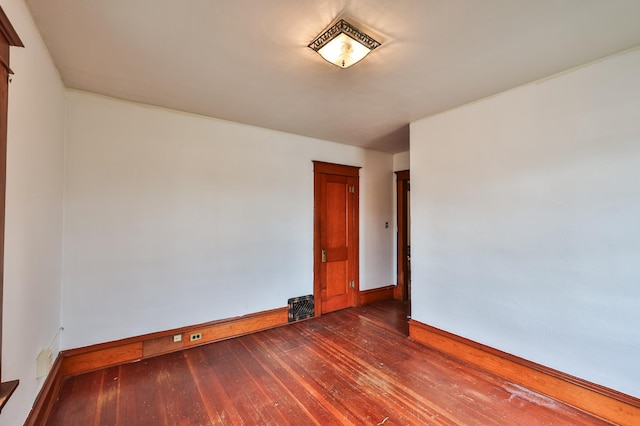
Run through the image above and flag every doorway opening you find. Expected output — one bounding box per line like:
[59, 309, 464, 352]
[394, 170, 410, 306]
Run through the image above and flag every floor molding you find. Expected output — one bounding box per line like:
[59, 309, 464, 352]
[25, 306, 288, 425]
[24, 355, 63, 426]
[409, 319, 640, 426]
[359, 285, 395, 305]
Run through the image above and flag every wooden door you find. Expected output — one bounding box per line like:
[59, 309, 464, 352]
[313, 161, 359, 315]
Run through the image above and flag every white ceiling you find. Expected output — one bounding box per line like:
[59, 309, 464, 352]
[24, 0, 640, 153]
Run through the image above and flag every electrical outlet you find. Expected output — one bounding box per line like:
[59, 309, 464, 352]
[173, 334, 182, 343]
[190, 332, 202, 342]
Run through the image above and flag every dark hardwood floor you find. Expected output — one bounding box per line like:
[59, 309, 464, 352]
[46, 301, 609, 425]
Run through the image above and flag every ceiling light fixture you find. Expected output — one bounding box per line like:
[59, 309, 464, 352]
[308, 19, 380, 69]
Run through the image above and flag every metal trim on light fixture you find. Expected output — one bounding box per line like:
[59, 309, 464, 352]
[308, 19, 381, 68]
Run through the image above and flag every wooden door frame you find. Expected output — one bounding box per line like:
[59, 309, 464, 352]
[313, 161, 360, 317]
[394, 170, 410, 301]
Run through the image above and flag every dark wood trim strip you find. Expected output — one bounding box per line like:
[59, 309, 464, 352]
[409, 319, 640, 425]
[61, 306, 288, 376]
[313, 160, 361, 176]
[0, 7, 24, 48]
[23, 356, 63, 426]
[0, 6, 23, 74]
[359, 285, 395, 305]
[62, 343, 143, 377]
[0, 380, 18, 413]
[144, 306, 288, 356]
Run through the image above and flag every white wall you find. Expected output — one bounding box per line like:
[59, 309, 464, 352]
[62, 91, 394, 349]
[410, 48, 640, 397]
[359, 149, 395, 290]
[393, 151, 410, 172]
[0, 1, 66, 425]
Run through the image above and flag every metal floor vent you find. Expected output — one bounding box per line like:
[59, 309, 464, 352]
[288, 295, 314, 322]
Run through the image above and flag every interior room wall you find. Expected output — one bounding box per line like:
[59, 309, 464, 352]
[0, 1, 66, 425]
[393, 151, 409, 172]
[410, 47, 640, 397]
[359, 149, 395, 291]
[62, 91, 394, 349]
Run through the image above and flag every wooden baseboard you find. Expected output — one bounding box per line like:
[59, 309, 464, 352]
[26, 306, 288, 424]
[143, 307, 288, 358]
[24, 355, 63, 426]
[409, 319, 640, 426]
[359, 285, 395, 305]
[61, 306, 288, 376]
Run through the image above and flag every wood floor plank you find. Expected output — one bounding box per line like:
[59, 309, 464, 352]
[317, 305, 607, 426]
[47, 368, 103, 425]
[95, 366, 119, 426]
[183, 344, 247, 424]
[46, 301, 610, 425]
[234, 337, 327, 424]
[245, 332, 357, 424]
[290, 313, 472, 425]
[149, 351, 212, 426]
[199, 339, 285, 425]
[250, 329, 386, 425]
[118, 355, 170, 425]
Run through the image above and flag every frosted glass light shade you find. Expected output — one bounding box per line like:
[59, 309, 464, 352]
[317, 33, 371, 68]
[309, 19, 380, 69]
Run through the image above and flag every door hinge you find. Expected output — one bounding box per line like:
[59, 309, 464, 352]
[349, 280, 355, 289]
[349, 185, 355, 193]
[321, 249, 327, 263]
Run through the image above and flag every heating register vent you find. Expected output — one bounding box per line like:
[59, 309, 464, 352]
[288, 295, 314, 322]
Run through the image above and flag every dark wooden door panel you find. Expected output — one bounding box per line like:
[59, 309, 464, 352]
[325, 177, 348, 247]
[324, 246, 347, 262]
[322, 175, 350, 311]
